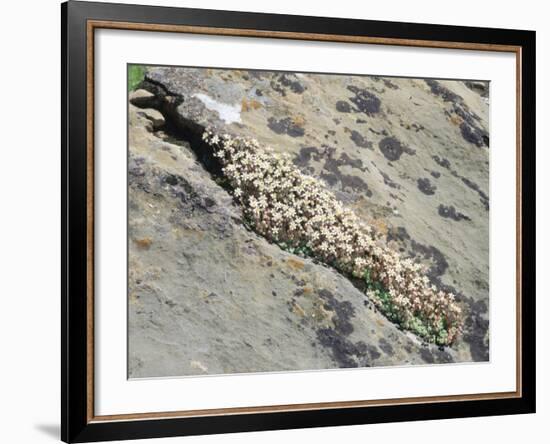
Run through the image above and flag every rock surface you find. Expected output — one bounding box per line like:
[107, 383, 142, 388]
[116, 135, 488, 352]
[129, 88, 156, 108]
[136, 108, 165, 131]
[128, 67, 490, 377]
[128, 105, 459, 378]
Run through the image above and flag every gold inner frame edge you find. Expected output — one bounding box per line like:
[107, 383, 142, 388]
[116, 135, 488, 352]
[85, 19, 523, 423]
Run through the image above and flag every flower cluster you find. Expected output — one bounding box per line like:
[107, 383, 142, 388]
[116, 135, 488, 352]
[202, 129, 463, 345]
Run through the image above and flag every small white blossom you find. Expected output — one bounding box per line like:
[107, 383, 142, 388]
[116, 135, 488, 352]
[201, 128, 463, 345]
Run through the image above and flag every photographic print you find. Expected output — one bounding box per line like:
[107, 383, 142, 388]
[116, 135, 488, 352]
[63, 5, 535, 440]
[127, 65, 490, 378]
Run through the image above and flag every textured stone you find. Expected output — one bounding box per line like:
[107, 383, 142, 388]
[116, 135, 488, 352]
[129, 66, 491, 374]
[129, 88, 156, 108]
[137, 108, 165, 130]
[127, 105, 454, 377]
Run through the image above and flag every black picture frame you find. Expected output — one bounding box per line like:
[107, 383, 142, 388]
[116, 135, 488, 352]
[62, 1, 536, 442]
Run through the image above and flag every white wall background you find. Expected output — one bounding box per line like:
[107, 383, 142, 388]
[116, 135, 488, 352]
[0, 1, 546, 443]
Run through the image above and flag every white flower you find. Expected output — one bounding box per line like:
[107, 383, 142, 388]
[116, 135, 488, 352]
[354, 257, 366, 269]
[201, 127, 463, 345]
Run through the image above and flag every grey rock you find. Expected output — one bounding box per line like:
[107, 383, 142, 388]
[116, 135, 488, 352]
[129, 88, 156, 108]
[127, 105, 451, 377]
[135, 66, 491, 367]
[137, 108, 165, 130]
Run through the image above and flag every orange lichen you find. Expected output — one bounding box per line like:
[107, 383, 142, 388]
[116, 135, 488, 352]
[292, 115, 306, 127]
[290, 300, 306, 317]
[449, 114, 463, 126]
[241, 98, 263, 112]
[134, 237, 152, 249]
[369, 218, 389, 236]
[286, 258, 305, 270]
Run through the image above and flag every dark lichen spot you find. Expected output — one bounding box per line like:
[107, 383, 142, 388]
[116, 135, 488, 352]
[420, 348, 435, 363]
[432, 155, 451, 169]
[270, 73, 305, 96]
[430, 170, 441, 179]
[164, 174, 180, 186]
[383, 78, 399, 90]
[314, 290, 378, 368]
[386, 226, 410, 243]
[267, 117, 305, 137]
[336, 100, 352, 113]
[293, 146, 318, 172]
[453, 104, 489, 148]
[318, 289, 355, 336]
[338, 152, 364, 170]
[349, 130, 372, 149]
[460, 177, 489, 211]
[378, 338, 394, 356]
[472, 299, 488, 314]
[203, 197, 216, 208]
[366, 344, 381, 360]
[447, 169, 489, 210]
[347, 85, 381, 115]
[463, 315, 489, 361]
[378, 136, 404, 161]
[418, 246, 447, 280]
[417, 178, 437, 195]
[380, 171, 400, 189]
[460, 122, 488, 147]
[434, 348, 454, 363]
[453, 103, 482, 124]
[314, 147, 372, 194]
[128, 156, 146, 178]
[425, 79, 463, 103]
[411, 123, 425, 132]
[438, 204, 471, 221]
[463, 80, 489, 98]
[474, 279, 488, 291]
[339, 175, 371, 196]
[317, 328, 365, 368]
[278, 74, 305, 94]
[294, 145, 371, 194]
[321, 172, 338, 186]
[387, 227, 449, 281]
[163, 173, 196, 200]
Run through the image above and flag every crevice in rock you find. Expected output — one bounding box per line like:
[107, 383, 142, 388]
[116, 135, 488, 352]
[140, 78, 224, 178]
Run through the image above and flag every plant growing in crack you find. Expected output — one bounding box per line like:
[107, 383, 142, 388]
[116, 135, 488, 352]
[202, 129, 463, 345]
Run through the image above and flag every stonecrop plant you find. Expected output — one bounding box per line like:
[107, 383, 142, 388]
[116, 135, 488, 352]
[202, 129, 463, 345]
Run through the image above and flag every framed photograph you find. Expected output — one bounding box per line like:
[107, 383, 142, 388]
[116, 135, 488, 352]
[61, 1, 535, 442]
